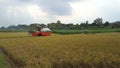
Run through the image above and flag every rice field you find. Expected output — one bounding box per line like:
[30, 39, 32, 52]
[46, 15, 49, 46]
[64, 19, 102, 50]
[0, 32, 120, 68]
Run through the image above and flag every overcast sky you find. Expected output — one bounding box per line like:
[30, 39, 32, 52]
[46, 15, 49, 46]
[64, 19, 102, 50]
[0, 0, 120, 27]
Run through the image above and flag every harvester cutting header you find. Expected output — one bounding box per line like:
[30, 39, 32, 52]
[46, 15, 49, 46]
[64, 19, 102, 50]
[32, 25, 51, 36]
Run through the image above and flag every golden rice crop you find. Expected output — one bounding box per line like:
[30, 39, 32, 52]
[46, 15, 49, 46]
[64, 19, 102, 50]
[0, 32, 120, 68]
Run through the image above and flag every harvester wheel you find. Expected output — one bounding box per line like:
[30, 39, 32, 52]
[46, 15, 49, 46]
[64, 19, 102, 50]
[38, 34, 41, 36]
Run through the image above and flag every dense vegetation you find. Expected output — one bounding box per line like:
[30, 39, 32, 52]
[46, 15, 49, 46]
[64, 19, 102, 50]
[0, 32, 120, 68]
[0, 18, 120, 33]
[52, 29, 120, 34]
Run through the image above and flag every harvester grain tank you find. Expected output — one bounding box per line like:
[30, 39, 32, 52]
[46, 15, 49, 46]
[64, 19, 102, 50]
[32, 25, 51, 36]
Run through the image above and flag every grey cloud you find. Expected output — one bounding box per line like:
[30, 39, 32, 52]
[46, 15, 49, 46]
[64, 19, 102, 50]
[0, 0, 80, 27]
[0, 8, 34, 27]
[17, 0, 79, 15]
[37, 0, 72, 15]
[1, 0, 79, 16]
[0, 0, 34, 27]
[36, 0, 80, 16]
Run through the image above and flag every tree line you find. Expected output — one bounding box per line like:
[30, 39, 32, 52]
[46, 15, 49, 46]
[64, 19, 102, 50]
[0, 18, 120, 31]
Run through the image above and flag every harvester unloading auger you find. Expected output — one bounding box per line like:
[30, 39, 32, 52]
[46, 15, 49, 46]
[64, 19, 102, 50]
[32, 25, 51, 36]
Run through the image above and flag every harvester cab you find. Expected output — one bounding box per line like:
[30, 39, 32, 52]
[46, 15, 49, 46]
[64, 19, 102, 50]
[32, 25, 51, 36]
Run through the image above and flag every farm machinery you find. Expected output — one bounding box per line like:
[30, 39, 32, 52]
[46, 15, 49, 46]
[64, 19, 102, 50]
[32, 25, 51, 36]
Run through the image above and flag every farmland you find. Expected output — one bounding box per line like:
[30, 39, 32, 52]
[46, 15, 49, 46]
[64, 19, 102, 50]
[0, 32, 120, 68]
[52, 29, 120, 34]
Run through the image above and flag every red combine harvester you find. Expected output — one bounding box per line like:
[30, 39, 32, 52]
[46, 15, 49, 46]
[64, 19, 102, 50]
[32, 25, 51, 36]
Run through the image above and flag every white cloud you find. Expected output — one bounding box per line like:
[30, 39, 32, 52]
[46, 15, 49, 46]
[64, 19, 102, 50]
[0, 0, 120, 27]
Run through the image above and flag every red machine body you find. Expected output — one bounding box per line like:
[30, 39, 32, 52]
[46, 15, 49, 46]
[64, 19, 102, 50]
[32, 31, 51, 36]
[32, 25, 51, 36]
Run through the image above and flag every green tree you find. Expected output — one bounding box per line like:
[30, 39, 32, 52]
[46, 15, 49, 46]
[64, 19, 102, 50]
[0, 26, 5, 29]
[30, 23, 40, 31]
[48, 20, 65, 30]
[104, 21, 110, 27]
[93, 18, 103, 28]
